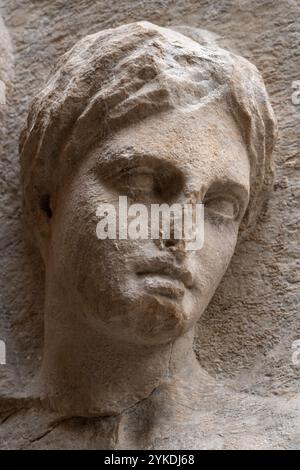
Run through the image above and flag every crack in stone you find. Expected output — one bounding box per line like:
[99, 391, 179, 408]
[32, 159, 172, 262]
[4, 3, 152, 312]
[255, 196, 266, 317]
[25, 417, 74, 446]
[0, 408, 21, 425]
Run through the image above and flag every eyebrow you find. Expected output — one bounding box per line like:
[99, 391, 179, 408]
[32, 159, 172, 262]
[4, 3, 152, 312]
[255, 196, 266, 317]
[98, 146, 161, 163]
[93, 147, 174, 178]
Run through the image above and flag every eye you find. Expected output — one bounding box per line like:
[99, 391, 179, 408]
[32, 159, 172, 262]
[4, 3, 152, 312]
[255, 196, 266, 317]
[96, 157, 185, 202]
[126, 169, 154, 190]
[119, 167, 156, 197]
[204, 194, 239, 220]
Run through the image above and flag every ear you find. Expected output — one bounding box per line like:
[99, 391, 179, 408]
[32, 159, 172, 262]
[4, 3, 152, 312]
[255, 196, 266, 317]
[40, 194, 53, 219]
[35, 193, 54, 262]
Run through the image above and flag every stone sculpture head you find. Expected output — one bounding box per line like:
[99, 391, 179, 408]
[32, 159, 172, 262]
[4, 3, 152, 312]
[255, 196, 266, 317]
[20, 22, 276, 415]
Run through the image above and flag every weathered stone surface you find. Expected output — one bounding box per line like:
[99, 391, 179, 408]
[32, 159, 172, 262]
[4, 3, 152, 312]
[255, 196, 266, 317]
[0, 1, 299, 449]
[0, 12, 14, 406]
[0, 14, 13, 163]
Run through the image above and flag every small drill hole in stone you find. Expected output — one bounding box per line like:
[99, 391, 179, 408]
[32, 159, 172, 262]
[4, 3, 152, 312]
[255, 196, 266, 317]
[40, 194, 53, 219]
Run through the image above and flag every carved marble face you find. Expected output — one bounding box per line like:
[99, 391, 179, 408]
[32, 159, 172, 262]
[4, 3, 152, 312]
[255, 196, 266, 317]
[47, 103, 250, 346]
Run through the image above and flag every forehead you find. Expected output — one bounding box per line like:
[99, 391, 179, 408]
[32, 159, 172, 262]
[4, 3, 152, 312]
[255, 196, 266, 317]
[93, 103, 250, 193]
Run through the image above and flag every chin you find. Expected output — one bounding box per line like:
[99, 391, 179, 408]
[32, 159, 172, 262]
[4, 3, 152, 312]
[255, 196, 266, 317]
[115, 292, 197, 346]
[88, 279, 198, 345]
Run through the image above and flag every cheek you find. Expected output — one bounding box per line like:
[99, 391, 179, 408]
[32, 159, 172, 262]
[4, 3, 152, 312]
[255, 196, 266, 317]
[49, 181, 135, 303]
[49, 181, 106, 281]
[194, 221, 239, 297]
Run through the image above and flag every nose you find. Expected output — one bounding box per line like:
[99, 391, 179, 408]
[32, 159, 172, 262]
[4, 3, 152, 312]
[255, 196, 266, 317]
[153, 219, 187, 254]
[154, 235, 187, 256]
[152, 190, 204, 254]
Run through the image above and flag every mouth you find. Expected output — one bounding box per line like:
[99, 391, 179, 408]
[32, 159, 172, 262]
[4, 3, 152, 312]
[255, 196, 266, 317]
[136, 259, 194, 298]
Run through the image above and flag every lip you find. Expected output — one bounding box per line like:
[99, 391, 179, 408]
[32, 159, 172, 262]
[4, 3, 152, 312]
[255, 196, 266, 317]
[136, 259, 194, 290]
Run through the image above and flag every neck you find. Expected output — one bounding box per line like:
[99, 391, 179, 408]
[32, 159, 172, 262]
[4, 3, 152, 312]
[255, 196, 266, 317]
[37, 289, 203, 418]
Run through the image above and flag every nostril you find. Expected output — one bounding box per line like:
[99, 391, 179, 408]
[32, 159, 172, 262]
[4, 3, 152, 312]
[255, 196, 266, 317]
[164, 239, 177, 248]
